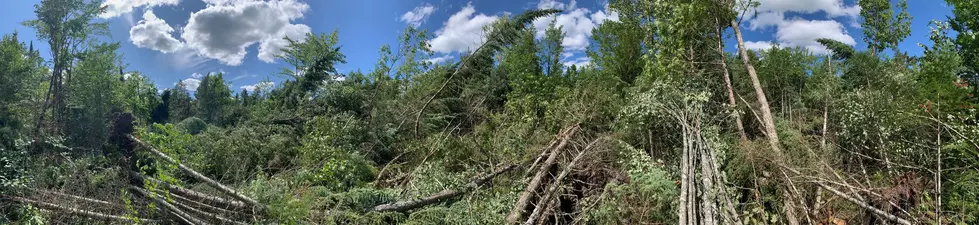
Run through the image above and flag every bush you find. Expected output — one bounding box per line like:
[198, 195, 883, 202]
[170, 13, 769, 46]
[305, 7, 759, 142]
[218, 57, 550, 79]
[583, 143, 677, 224]
[177, 117, 207, 135]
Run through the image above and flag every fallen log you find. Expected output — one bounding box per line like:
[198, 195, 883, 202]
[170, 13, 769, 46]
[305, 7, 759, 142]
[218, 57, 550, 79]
[507, 125, 579, 223]
[369, 164, 518, 212]
[171, 196, 249, 225]
[4, 196, 159, 223]
[137, 174, 250, 211]
[170, 193, 251, 218]
[129, 135, 265, 213]
[31, 188, 121, 209]
[131, 186, 209, 225]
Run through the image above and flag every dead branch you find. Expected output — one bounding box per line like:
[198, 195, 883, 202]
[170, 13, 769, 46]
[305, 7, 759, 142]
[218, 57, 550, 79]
[507, 125, 579, 223]
[4, 196, 159, 223]
[780, 166, 912, 225]
[369, 164, 518, 212]
[522, 138, 597, 225]
[129, 135, 265, 213]
[30, 188, 121, 209]
[131, 186, 209, 225]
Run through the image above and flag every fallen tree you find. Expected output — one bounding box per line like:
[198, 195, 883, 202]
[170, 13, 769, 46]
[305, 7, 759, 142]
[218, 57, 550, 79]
[369, 164, 518, 212]
[129, 135, 266, 214]
[3, 196, 159, 223]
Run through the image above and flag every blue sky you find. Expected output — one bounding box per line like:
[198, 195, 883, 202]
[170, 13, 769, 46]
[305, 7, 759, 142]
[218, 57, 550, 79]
[0, 0, 956, 93]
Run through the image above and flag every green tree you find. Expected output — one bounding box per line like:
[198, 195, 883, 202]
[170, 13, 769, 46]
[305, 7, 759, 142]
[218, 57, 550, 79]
[168, 81, 194, 123]
[66, 42, 121, 150]
[23, 0, 108, 134]
[946, 0, 979, 110]
[537, 20, 564, 78]
[195, 73, 233, 125]
[587, 0, 644, 86]
[859, 0, 912, 55]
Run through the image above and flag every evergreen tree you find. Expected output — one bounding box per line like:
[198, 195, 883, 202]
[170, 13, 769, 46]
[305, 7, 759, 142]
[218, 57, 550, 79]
[195, 73, 232, 125]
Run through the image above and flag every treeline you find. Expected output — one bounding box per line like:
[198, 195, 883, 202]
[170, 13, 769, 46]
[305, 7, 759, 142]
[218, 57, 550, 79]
[1, 0, 978, 224]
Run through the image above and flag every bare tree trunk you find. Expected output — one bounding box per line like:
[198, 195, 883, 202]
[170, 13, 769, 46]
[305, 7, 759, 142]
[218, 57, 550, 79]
[731, 20, 800, 225]
[139, 174, 249, 210]
[678, 124, 691, 225]
[730, 21, 782, 155]
[521, 140, 593, 225]
[715, 19, 747, 141]
[131, 186, 208, 225]
[170, 197, 248, 225]
[695, 120, 718, 225]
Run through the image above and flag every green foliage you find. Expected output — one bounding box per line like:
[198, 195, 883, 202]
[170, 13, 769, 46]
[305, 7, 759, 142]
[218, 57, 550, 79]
[859, 0, 912, 54]
[278, 30, 347, 80]
[817, 38, 855, 60]
[583, 142, 677, 224]
[299, 115, 375, 191]
[195, 73, 233, 125]
[176, 117, 206, 135]
[588, 0, 645, 86]
[168, 82, 194, 122]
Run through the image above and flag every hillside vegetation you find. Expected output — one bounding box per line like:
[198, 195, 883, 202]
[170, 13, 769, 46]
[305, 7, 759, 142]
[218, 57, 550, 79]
[2, 0, 979, 224]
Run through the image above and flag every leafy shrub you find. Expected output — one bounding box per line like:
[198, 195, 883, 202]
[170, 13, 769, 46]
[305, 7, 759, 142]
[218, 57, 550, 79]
[299, 115, 375, 191]
[176, 117, 207, 135]
[583, 142, 677, 224]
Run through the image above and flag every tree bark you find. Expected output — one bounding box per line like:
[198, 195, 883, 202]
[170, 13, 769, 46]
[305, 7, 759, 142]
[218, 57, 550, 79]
[730, 21, 782, 155]
[170, 196, 248, 225]
[716, 18, 747, 141]
[731, 20, 799, 225]
[138, 174, 250, 211]
[370, 164, 517, 212]
[521, 138, 596, 225]
[507, 126, 579, 223]
[131, 186, 208, 225]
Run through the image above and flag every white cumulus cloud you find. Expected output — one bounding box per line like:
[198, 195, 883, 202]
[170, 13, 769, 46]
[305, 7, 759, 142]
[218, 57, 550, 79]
[130, 10, 183, 53]
[181, 0, 311, 65]
[740, 0, 858, 54]
[532, 0, 618, 51]
[180, 78, 201, 92]
[744, 41, 776, 51]
[429, 4, 498, 54]
[562, 56, 591, 68]
[100, 0, 180, 19]
[775, 19, 856, 54]
[752, 0, 860, 18]
[401, 4, 436, 27]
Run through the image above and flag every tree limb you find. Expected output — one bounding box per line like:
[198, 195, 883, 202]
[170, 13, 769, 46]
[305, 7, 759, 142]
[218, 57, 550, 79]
[369, 164, 518, 212]
[507, 125, 579, 223]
